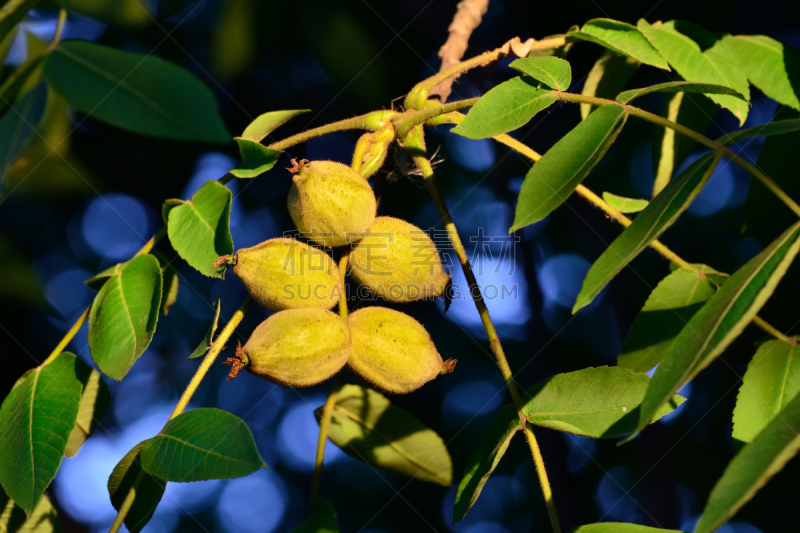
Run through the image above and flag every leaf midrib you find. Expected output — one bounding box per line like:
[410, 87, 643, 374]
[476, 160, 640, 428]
[154, 433, 261, 469]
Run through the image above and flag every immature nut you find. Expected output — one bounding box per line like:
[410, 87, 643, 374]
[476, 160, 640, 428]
[347, 306, 450, 394]
[348, 216, 450, 303]
[232, 238, 341, 311]
[352, 127, 394, 179]
[287, 159, 377, 248]
[242, 308, 351, 387]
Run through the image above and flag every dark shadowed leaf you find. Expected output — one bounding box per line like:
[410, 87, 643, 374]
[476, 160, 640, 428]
[0, 83, 47, 187]
[188, 295, 222, 359]
[0, 352, 82, 515]
[65, 359, 110, 456]
[290, 498, 338, 533]
[317, 384, 452, 486]
[601, 192, 648, 213]
[454, 405, 521, 523]
[630, 222, 800, 440]
[89, 254, 162, 380]
[574, 152, 720, 312]
[108, 442, 166, 533]
[49, 0, 152, 28]
[165, 180, 234, 278]
[522, 367, 684, 438]
[43, 40, 229, 142]
[568, 18, 669, 69]
[618, 266, 720, 373]
[696, 391, 800, 533]
[511, 104, 628, 231]
[240, 109, 310, 142]
[580, 52, 639, 119]
[732, 339, 800, 445]
[718, 118, 800, 143]
[569, 524, 684, 533]
[637, 20, 750, 124]
[0, 0, 41, 40]
[140, 408, 265, 482]
[451, 77, 556, 139]
[230, 138, 281, 178]
[616, 81, 746, 104]
[510, 57, 571, 91]
[1, 489, 62, 532]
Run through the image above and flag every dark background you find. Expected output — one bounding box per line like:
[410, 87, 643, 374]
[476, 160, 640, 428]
[1, 0, 799, 531]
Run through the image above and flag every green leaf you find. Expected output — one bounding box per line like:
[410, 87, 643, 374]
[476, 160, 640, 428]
[65, 360, 110, 457]
[637, 20, 750, 125]
[510, 57, 571, 91]
[616, 81, 747, 104]
[574, 152, 721, 312]
[160, 263, 179, 316]
[43, 40, 229, 142]
[732, 339, 800, 445]
[717, 118, 800, 143]
[721, 35, 800, 111]
[188, 295, 222, 359]
[0, 83, 47, 187]
[618, 266, 720, 373]
[0, 0, 41, 40]
[580, 53, 639, 120]
[230, 138, 281, 179]
[140, 408, 265, 482]
[240, 109, 310, 142]
[568, 18, 670, 69]
[652, 91, 718, 196]
[165, 180, 234, 278]
[601, 192, 648, 213]
[290, 499, 338, 533]
[318, 384, 453, 486]
[630, 222, 800, 440]
[522, 366, 685, 438]
[1, 489, 62, 532]
[453, 405, 521, 523]
[107, 442, 166, 533]
[511, 104, 629, 231]
[0, 352, 82, 515]
[85, 263, 120, 290]
[569, 524, 684, 533]
[451, 78, 556, 139]
[88, 254, 163, 380]
[695, 390, 800, 533]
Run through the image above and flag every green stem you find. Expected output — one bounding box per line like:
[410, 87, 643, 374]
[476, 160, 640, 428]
[50, 7, 68, 49]
[107, 470, 144, 533]
[407, 133, 561, 533]
[311, 373, 343, 504]
[392, 97, 479, 138]
[267, 113, 378, 152]
[555, 91, 800, 219]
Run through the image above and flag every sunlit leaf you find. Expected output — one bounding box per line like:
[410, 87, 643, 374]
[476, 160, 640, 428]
[630, 222, 800, 440]
[43, 40, 229, 142]
[510, 57, 571, 91]
[574, 152, 720, 312]
[290, 499, 338, 533]
[0, 352, 82, 515]
[89, 254, 162, 380]
[239, 109, 310, 142]
[637, 20, 750, 125]
[318, 384, 452, 486]
[165, 180, 234, 278]
[618, 266, 720, 373]
[722, 35, 800, 111]
[108, 442, 166, 533]
[0, 83, 47, 188]
[230, 138, 281, 178]
[161, 263, 179, 316]
[511, 104, 628, 231]
[568, 18, 669, 69]
[580, 52, 639, 120]
[732, 339, 800, 445]
[616, 81, 746, 104]
[140, 408, 265, 482]
[65, 360, 110, 456]
[601, 192, 648, 213]
[188, 295, 221, 359]
[695, 391, 800, 533]
[454, 405, 521, 523]
[451, 78, 556, 139]
[522, 366, 684, 438]
[1, 489, 62, 532]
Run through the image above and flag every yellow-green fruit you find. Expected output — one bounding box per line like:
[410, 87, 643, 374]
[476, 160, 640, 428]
[287, 160, 377, 247]
[233, 238, 341, 311]
[244, 308, 350, 387]
[347, 307, 448, 394]
[348, 216, 450, 302]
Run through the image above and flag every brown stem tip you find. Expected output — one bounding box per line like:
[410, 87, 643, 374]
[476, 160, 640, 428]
[441, 358, 457, 375]
[223, 340, 248, 381]
[287, 158, 309, 174]
[213, 255, 234, 269]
